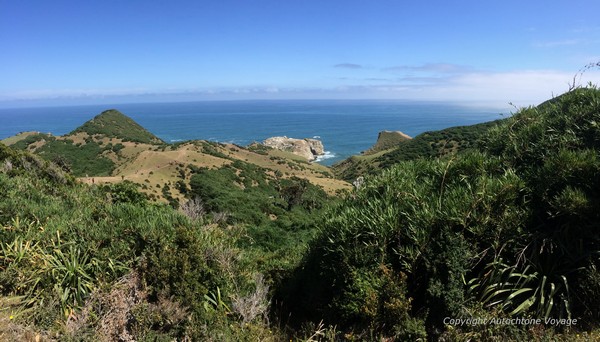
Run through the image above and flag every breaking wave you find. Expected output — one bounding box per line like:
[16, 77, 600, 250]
[314, 151, 335, 162]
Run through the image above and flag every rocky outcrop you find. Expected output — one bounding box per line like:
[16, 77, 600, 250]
[364, 130, 412, 155]
[305, 139, 324, 156]
[262, 136, 325, 161]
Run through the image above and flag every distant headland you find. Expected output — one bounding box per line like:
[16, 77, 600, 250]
[261, 136, 325, 162]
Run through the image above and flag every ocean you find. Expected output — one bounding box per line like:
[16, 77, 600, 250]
[0, 100, 506, 165]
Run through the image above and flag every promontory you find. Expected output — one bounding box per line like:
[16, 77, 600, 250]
[262, 136, 325, 161]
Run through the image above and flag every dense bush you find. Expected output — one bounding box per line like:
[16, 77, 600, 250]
[0, 144, 266, 340]
[474, 87, 600, 322]
[280, 87, 600, 339]
[280, 152, 528, 338]
[188, 159, 329, 235]
[6, 131, 116, 177]
[34, 139, 115, 176]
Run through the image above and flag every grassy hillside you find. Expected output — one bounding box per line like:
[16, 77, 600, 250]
[333, 119, 503, 181]
[81, 140, 348, 205]
[363, 130, 412, 155]
[3, 87, 600, 341]
[1, 109, 161, 177]
[70, 109, 164, 144]
[0, 141, 337, 341]
[279, 86, 600, 340]
[6, 132, 116, 177]
[4, 110, 350, 199]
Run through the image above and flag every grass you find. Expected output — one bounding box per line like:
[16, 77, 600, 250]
[80, 140, 348, 204]
[363, 130, 412, 155]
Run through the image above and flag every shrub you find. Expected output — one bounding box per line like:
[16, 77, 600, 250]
[103, 181, 148, 205]
[279, 152, 527, 338]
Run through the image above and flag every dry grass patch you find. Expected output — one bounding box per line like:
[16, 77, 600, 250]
[1, 132, 44, 146]
[79, 140, 350, 200]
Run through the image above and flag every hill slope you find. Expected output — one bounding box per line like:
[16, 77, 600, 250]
[363, 130, 412, 155]
[3, 110, 350, 200]
[281, 87, 600, 340]
[70, 109, 164, 144]
[333, 119, 504, 181]
[2, 88, 600, 341]
[0, 130, 343, 341]
[0, 142, 272, 340]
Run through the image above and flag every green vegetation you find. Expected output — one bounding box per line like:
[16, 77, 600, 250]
[7, 134, 114, 177]
[201, 141, 232, 159]
[334, 119, 503, 181]
[280, 154, 524, 339]
[279, 86, 600, 340]
[247, 143, 272, 155]
[2, 86, 600, 341]
[34, 138, 115, 176]
[9, 133, 51, 150]
[0, 143, 271, 340]
[0, 141, 333, 340]
[378, 119, 502, 164]
[70, 109, 164, 144]
[363, 130, 412, 155]
[188, 160, 332, 273]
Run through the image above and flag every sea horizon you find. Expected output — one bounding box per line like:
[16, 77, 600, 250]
[0, 99, 507, 165]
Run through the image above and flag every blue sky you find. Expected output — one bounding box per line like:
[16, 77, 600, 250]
[1, 0, 599, 108]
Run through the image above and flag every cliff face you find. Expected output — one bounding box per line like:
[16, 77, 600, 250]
[262, 136, 325, 161]
[306, 139, 325, 156]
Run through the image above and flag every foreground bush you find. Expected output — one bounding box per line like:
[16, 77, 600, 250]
[279, 87, 600, 339]
[0, 143, 278, 340]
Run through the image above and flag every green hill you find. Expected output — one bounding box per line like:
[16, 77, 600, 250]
[3, 109, 348, 195]
[280, 86, 600, 340]
[3, 87, 600, 341]
[333, 119, 504, 181]
[0, 142, 243, 340]
[1, 110, 163, 177]
[70, 109, 164, 144]
[364, 130, 412, 155]
[0, 140, 331, 340]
